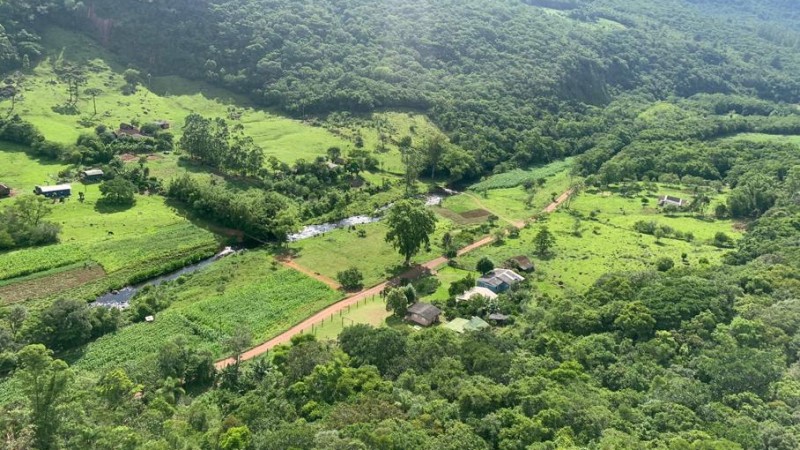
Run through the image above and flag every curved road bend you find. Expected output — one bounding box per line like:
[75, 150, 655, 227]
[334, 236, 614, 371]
[215, 188, 574, 369]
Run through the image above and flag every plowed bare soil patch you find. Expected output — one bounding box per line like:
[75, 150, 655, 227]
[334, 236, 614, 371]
[0, 264, 106, 304]
[460, 208, 491, 219]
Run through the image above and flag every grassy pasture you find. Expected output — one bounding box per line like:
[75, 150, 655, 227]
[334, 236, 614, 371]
[449, 170, 574, 223]
[470, 158, 574, 191]
[0, 147, 220, 303]
[291, 220, 454, 288]
[451, 189, 737, 296]
[311, 295, 390, 341]
[2, 26, 355, 166]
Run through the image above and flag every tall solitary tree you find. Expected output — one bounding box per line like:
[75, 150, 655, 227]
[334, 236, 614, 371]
[533, 226, 556, 257]
[84, 88, 103, 116]
[385, 199, 437, 265]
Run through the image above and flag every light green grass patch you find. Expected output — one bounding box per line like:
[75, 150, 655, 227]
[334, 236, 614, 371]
[725, 133, 800, 147]
[291, 220, 452, 287]
[571, 188, 739, 244]
[0, 147, 219, 299]
[312, 295, 390, 341]
[456, 209, 730, 295]
[470, 158, 574, 191]
[424, 266, 474, 302]
[3, 26, 354, 165]
[0, 143, 69, 190]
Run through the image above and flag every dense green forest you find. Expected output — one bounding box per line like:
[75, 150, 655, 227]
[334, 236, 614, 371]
[3, 0, 800, 449]
[4, 0, 800, 174]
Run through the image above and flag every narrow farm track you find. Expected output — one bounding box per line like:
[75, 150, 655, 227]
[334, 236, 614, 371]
[278, 258, 341, 290]
[215, 188, 574, 369]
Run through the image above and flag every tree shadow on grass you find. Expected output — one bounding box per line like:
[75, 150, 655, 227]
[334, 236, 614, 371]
[94, 199, 135, 214]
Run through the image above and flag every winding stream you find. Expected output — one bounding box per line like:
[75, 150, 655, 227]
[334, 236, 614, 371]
[95, 192, 455, 308]
[94, 247, 237, 309]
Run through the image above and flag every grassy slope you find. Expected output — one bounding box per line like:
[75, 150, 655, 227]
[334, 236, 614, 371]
[0, 145, 219, 304]
[452, 187, 738, 296]
[3, 27, 352, 165]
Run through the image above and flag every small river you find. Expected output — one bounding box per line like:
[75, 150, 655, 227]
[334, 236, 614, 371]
[95, 192, 455, 308]
[93, 247, 236, 309]
[287, 194, 448, 242]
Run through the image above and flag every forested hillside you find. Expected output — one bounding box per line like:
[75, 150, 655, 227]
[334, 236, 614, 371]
[4, 0, 800, 173]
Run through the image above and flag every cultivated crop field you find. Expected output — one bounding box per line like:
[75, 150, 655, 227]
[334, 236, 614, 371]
[71, 251, 342, 373]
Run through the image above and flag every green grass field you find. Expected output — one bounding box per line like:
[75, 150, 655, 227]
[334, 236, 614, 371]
[311, 295, 390, 341]
[291, 219, 454, 287]
[470, 158, 574, 191]
[441, 168, 574, 224]
[725, 133, 800, 146]
[450, 188, 738, 296]
[71, 251, 342, 373]
[0, 147, 220, 304]
[2, 27, 356, 166]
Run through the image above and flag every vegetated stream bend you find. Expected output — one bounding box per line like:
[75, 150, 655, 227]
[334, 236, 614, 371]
[94, 194, 451, 308]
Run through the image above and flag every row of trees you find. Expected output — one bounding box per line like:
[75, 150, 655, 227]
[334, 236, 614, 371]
[167, 174, 299, 243]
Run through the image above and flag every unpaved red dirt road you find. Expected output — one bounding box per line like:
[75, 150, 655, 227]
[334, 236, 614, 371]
[215, 188, 574, 369]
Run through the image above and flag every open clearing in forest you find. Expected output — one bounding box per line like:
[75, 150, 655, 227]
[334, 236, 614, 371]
[725, 133, 800, 147]
[0, 27, 415, 170]
[449, 185, 738, 295]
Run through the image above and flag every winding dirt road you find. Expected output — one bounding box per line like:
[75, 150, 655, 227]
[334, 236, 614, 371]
[215, 188, 574, 369]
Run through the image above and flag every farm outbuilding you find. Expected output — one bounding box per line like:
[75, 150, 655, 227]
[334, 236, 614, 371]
[388, 265, 433, 288]
[507, 255, 535, 273]
[405, 302, 442, 327]
[658, 195, 687, 208]
[80, 169, 105, 182]
[34, 184, 72, 199]
[0, 183, 10, 198]
[444, 316, 490, 334]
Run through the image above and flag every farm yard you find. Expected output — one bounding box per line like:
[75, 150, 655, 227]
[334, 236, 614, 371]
[450, 184, 739, 295]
